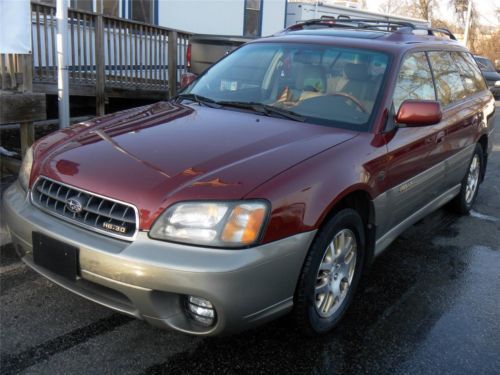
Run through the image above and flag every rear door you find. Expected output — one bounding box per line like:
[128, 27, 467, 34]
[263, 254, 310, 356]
[428, 51, 488, 190]
[381, 51, 446, 234]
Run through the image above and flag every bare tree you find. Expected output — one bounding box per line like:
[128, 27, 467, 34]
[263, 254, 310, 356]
[378, 0, 407, 14]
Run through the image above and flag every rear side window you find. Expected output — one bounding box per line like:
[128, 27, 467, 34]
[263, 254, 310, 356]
[393, 52, 436, 111]
[455, 52, 487, 94]
[428, 51, 467, 106]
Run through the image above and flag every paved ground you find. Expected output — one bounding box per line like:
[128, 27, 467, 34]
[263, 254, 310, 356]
[1, 107, 499, 375]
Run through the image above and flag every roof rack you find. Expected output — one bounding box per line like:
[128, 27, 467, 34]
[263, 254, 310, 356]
[286, 17, 457, 41]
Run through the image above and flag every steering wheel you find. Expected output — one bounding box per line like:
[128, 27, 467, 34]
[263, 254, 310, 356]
[327, 92, 368, 113]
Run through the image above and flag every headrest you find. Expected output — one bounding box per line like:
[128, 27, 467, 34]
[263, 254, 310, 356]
[344, 63, 370, 81]
[296, 64, 326, 92]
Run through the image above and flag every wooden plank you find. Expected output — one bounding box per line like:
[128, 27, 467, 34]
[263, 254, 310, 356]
[89, 15, 94, 82]
[95, 15, 106, 116]
[22, 54, 34, 92]
[1, 54, 7, 90]
[154, 27, 158, 86]
[118, 20, 123, 84]
[35, 5, 42, 80]
[70, 10, 75, 81]
[0, 92, 46, 124]
[106, 17, 111, 82]
[168, 30, 178, 98]
[77, 12, 82, 81]
[148, 27, 152, 86]
[32, 81, 167, 100]
[134, 24, 138, 84]
[83, 13, 88, 81]
[43, 7, 49, 80]
[113, 19, 118, 82]
[139, 25, 143, 84]
[124, 23, 129, 84]
[50, 8, 56, 80]
[8, 54, 17, 88]
[162, 31, 167, 90]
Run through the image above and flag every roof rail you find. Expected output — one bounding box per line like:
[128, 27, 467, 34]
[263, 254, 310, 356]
[286, 17, 458, 41]
[424, 27, 457, 40]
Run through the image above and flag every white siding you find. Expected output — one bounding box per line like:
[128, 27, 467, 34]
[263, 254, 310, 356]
[261, 0, 287, 35]
[157, 0, 245, 35]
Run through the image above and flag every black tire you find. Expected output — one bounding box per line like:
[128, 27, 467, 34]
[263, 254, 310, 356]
[293, 208, 365, 336]
[449, 143, 483, 215]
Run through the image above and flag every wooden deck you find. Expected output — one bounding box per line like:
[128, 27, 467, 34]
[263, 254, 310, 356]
[1, 2, 193, 116]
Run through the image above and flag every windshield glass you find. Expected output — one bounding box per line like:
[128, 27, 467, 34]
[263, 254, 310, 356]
[184, 43, 390, 130]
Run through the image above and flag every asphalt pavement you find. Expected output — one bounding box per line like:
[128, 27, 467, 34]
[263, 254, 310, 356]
[1, 106, 499, 375]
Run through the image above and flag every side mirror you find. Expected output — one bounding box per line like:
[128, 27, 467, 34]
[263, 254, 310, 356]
[180, 73, 198, 89]
[395, 100, 442, 127]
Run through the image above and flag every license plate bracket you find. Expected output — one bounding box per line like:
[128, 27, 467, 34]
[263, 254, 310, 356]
[32, 232, 79, 281]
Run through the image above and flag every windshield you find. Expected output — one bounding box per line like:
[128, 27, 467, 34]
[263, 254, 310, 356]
[183, 43, 390, 130]
[475, 57, 496, 72]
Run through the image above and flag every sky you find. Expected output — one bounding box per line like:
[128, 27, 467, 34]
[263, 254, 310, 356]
[364, 0, 500, 26]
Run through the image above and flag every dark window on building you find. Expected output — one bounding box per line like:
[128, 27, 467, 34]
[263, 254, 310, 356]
[428, 51, 467, 106]
[393, 52, 436, 111]
[96, 0, 119, 17]
[70, 0, 93, 12]
[131, 0, 153, 24]
[244, 0, 262, 37]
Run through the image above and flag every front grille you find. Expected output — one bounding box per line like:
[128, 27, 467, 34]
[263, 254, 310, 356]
[31, 177, 138, 241]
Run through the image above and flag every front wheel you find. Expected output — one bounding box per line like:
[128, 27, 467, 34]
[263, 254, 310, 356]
[293, 208, 365, 336]
[449, 144, 483, 214]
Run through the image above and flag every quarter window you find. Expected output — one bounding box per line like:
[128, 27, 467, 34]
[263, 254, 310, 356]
[427, 51, 467, 106]
[393, 52, 436, 112]
[452, 52, 486, 95]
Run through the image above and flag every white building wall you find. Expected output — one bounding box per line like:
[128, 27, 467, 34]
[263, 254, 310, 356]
[261, 0, 287, 35]
[157, 0, 245, 35]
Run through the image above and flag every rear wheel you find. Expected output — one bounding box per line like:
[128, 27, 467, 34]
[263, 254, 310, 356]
[449, 143, 483, 214]
[293, 208, 365, 336]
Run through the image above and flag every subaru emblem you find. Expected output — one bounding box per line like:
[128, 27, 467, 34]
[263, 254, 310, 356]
[66, 197, 84, 214]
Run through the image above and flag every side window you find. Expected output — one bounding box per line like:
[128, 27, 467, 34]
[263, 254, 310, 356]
[427, 51, 467, 106]
[452, 52, 486, 95]
[393, 52, 436, 112]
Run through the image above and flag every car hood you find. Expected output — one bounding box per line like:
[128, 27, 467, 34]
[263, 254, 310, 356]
[34, 102, 358, 229]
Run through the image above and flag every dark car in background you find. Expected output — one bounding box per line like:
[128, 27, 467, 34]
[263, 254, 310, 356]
[474, 55, 500, 99]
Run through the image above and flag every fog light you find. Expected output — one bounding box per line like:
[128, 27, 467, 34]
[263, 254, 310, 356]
[186, 296, 216, 326]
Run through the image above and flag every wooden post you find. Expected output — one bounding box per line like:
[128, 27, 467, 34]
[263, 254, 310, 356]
[21, 54, 35, 156]
[168, 30, 178, 98]
[95, 14, 105, 116]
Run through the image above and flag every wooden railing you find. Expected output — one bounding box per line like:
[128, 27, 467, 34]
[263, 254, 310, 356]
[30, 2, 192, 114]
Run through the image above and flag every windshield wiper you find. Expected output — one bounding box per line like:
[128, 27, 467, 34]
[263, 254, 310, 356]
[218, 101, 306, 122]
[175, 93, 222, 109]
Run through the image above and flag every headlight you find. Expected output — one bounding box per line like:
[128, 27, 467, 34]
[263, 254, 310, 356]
[495, 80, 500, 87]
[149, 201, 269, 247]
[18, 146, 34, 191]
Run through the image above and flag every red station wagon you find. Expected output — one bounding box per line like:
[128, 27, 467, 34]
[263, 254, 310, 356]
[3, 19, 496, 336]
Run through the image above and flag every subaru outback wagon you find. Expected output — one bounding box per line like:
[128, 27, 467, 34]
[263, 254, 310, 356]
[3, 19, 496, 336]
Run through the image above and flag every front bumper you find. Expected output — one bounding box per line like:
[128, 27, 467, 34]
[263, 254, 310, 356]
[3, 181, 315, 335]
